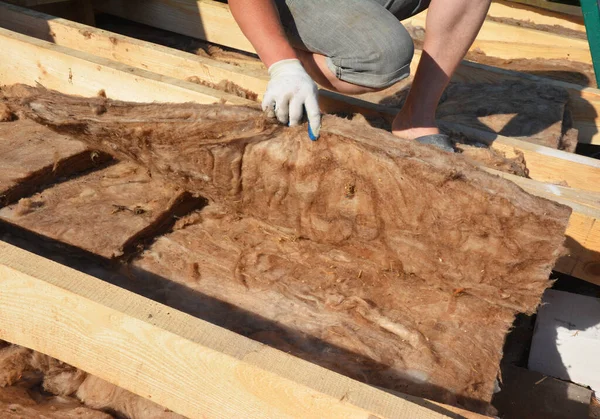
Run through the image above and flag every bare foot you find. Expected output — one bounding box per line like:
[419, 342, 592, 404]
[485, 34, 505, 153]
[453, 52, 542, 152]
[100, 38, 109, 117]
[391, 111, 440, 141]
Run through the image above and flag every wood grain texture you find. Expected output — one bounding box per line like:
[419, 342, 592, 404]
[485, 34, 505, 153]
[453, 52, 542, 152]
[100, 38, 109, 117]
[447, 56, 600, 145]
[488, 1, 586, 32]
[406, 9, 592, 63]
[0, 1, 268, 98]
[439, 122, 600, 192]
[0, 27, 253, 106]
[506, 0, 582, 17]
[93, 0, 592, 62]
[0, 240, 482, 419]
[92, 0, 254, 52]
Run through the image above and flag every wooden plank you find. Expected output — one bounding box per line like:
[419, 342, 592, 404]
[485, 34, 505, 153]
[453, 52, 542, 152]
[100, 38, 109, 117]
[485, 168, 600, 286]
[405, 9, 592, 63]
[0, 240, 483, 419]
[89, 0, 600, 144]
[3, 3, 600, 192]
[506, 0, 583, 17]
[0, 2, 269, 98]
[4, 0, 69, 6]
[489, 0, 586, 33]
[0, 27, 253, 106]
[447, 57, 600, 145]
[554, 211, 600, 284]
[440, 122, 600, 192]
[92, 0, 255, 53]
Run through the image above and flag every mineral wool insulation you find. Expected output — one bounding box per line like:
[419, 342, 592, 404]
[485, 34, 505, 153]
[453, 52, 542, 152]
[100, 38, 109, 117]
[2, 86, 572, 414]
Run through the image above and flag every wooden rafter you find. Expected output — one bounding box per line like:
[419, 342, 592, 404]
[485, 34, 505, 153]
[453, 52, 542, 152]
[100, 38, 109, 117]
[405, 9, 592, 63]
[488, 1, 585, 33]
[0, 3, 596, 417]
[506, 0, 583, 17]
[0, 26, 252, 106]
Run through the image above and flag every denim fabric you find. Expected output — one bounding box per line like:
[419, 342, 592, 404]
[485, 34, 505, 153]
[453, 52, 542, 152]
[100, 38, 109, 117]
[275, 0, 430, 88]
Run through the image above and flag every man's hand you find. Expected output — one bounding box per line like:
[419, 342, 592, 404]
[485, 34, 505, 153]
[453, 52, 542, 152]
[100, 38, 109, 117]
[262, 59, 321, 140]
[229, 1, 321, 139]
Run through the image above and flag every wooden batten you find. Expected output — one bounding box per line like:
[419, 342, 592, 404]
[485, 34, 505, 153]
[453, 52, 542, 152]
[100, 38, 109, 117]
[405, 9, 592, 63]
[0, 26, 253, 106]
[506, 0, 583, 17]
[488, 1, 586, 33]
[0, 1, 269, 98]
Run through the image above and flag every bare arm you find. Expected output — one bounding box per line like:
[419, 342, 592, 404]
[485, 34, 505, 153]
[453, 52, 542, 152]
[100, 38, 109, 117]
[228, 0, 296, 68]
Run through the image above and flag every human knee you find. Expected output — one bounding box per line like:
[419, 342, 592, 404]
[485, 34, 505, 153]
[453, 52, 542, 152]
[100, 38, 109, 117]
[370, 32, 415, 88]
[329, 23, 415, 90]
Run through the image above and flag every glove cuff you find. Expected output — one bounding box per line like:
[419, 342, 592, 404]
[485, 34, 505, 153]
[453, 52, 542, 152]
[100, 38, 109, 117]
[268, 58, 305, 77]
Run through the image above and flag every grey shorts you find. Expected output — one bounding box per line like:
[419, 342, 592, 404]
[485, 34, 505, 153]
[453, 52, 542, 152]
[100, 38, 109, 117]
[275, 0, 430, 89]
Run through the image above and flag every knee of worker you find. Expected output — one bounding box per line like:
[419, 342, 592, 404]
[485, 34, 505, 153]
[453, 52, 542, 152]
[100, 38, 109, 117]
[329, 25, 414, 90]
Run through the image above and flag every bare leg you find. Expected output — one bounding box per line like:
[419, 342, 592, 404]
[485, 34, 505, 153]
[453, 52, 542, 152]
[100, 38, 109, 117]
[392, 0, 490, 140]
[295, 50, 379, 95]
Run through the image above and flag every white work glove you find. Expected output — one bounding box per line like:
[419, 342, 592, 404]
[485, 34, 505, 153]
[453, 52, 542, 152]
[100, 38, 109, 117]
[262, 59, 321, 140]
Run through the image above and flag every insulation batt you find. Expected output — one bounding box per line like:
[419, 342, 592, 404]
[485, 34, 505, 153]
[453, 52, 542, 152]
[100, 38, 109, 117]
[1, 86, 572, 414]
[134, 204, 520, 413]
[16, 88, 571, 312]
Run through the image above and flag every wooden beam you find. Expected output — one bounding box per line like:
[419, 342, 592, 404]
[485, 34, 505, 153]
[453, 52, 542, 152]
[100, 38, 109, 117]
[448, 57, 600, 145]
[506, 0, 583, 17]
[4, 0, 69, 6]
[486, 169, 600, 286]
[3, 2, 600, 192]
[0, 26, 253, 106]
[0, 2, 269, 97]
[90, 0, 600, 145]
[0, 240, 483, 419]
[405, 9, 592, 64]
[489, 1, 586, 33]
[440, 122, 600, 193]
[93, 0, 255, 53]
